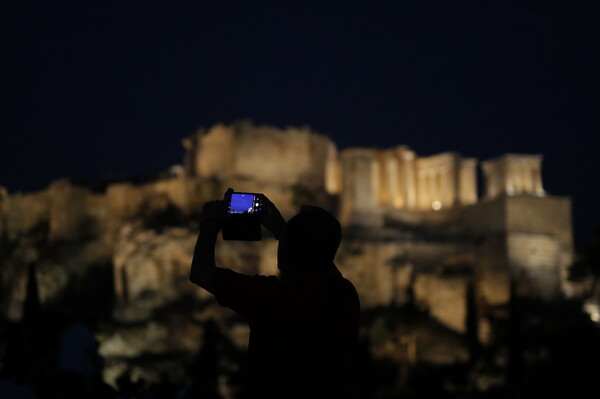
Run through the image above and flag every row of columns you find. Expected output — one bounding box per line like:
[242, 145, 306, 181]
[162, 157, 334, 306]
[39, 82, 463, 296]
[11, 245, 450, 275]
[417, 167, 456, 211]
[337, 148, 479, 221]
[483, 155, 545, 198]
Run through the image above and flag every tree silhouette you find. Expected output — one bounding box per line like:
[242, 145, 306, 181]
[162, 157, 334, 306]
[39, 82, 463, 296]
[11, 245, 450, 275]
[569, 226, 600, 299]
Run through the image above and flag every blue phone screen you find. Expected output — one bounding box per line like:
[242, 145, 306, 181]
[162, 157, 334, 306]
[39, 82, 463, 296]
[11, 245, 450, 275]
[229, 193, 256, 214]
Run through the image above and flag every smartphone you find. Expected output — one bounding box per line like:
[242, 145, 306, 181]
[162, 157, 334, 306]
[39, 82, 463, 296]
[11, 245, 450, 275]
[222, 192, 263, 241]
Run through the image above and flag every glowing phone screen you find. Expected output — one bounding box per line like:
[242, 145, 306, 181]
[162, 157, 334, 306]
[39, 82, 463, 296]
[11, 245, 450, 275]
[229, 193, 256, 214]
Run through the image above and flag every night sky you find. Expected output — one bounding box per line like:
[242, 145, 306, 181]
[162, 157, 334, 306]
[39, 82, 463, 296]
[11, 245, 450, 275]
[1, 2, 598, 249]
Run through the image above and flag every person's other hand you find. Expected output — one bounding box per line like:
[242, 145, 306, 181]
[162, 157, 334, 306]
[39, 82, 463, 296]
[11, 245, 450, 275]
[260, 194, 286, 239]
[201, 188, 233, 227]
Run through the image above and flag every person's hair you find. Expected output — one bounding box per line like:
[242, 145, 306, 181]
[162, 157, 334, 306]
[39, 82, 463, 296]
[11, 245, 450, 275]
[284, 205, 341, 267]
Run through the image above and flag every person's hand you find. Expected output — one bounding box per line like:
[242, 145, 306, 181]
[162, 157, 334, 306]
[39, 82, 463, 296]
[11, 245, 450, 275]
[201, 188, 233, 228]
[260, 194, 286, 239]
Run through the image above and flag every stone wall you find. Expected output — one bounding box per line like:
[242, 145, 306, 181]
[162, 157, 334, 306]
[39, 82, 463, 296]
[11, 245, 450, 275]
[507, 232, 564, 298]
[504, 195, 573, 299]
[184, 121, 337, 190]
[336, 241, 401, 307]
[505, 195, 572, 242]
[462, 195, 572, 301]
[414, 274, 470, 333]
[2, 188, 51, 242]
[112, 223, 199, 322]
[335, 238, 476, 333]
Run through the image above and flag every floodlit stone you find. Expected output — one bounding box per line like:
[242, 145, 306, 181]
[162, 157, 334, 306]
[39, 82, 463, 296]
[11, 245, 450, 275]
[0, 121, 574, 381]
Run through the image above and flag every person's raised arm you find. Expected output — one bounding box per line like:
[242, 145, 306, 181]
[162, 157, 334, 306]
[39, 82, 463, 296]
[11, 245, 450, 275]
[189, 189, 232, 293]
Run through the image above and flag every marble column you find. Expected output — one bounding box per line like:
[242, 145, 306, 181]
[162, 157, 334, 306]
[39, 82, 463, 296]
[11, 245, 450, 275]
[340, 149, 378, 223]
[441, 168, 450, 208]
[428, 171, 437, 209]
[459, 159, 477, 205]
[522, 161, 534, 193]
[417, 170, 427, 210]
[402, 150, 417, 209]
[325, 143, 340, 194]
[533, 165, 545, 195]
[386, 156, 401, 208]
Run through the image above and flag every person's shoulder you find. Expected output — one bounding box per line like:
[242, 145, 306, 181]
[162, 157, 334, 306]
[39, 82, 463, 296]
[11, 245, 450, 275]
[339, 276, 358, 292]
[336, 276, 360, 302]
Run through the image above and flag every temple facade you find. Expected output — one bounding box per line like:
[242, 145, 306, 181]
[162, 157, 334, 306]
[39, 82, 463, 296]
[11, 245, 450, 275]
[183, 121, 550, 225]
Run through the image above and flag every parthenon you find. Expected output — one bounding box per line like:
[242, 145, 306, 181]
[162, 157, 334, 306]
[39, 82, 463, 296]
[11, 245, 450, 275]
[183, 120, 547, 224]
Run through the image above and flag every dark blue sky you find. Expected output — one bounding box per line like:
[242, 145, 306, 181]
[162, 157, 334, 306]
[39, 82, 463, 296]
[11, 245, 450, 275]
[1, 1, 598, 249]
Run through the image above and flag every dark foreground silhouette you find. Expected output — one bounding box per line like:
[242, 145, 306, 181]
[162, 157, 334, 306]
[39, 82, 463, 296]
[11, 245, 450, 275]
[190, 189, 361, 398]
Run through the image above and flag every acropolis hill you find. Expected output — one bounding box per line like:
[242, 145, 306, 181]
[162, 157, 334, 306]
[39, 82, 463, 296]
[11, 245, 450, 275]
[0, 121, 573, 377]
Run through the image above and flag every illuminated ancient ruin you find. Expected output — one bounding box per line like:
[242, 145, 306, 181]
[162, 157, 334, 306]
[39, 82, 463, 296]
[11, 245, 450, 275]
[0, 121, 574, 386]
[181, 121, 572, 336]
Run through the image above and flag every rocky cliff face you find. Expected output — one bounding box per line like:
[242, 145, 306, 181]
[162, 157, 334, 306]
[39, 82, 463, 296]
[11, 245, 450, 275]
[0, 176, 236, 386]
[0, 174, 488, 324]
[0, 174, 479, 388]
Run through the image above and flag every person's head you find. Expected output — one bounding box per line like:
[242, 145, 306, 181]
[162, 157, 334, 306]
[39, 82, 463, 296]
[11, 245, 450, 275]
[277, 206, 341, 272]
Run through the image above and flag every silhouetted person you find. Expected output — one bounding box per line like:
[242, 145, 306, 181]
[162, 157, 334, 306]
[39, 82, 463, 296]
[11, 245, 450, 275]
[0, 324, 39, 399]
[190, 189, 360, 398]
[56, 322, 102, 398]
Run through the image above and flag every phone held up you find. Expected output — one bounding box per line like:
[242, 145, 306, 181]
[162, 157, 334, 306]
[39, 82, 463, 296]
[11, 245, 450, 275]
[222, 192, 263, 241]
